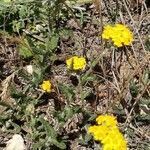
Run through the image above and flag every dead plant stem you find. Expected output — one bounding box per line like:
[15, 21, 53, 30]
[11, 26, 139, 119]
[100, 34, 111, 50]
[122, 0, 146, 52]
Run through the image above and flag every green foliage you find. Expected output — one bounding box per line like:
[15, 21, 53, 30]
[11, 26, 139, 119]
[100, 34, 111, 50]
[18, 38, 33, 58]
[59, 83, 75, 101]
[38, 118, 66, 149]
[0, 0, 149, 149]
[145, 37, 150, 51]
[46, 33, 59, 52]
[129, 79, 139, 97]
[56, 105, 80, 122]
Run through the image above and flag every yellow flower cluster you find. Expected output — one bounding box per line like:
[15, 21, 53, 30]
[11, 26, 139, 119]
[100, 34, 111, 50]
[66, 56, 86, 71]
[88, 115, 127, 150]
[102, 24, 133, 47]
[40, 80, 52, 93]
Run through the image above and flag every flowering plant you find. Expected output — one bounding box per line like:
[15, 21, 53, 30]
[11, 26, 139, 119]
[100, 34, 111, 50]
[88, 115, 127, 150]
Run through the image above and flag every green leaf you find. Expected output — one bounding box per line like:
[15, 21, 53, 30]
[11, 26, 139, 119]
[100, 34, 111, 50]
[19, 5, 28, 18]
[87, 114, 97, 121]
[81, 88, 93, 100]
[27, 37, 45, 55]
[129, 80, 139, 97]
[59, 84, 75, 101]
[79, 132, 92, 145]
[59, 28, 73, 40]
[38, 118, 66, 149]
[81, 74, 96, 84]
[18, 39, 33, 58]
[12, 20, 22, 33]
[39, 118, 57, 139]
[64, 106, 74, 120]
[32, 140, 45, 150]
[32, 68, 43, 86]
[145, 38, 150, 51]
[46, 34, 59, 52]
[50, 139, 66, 149]
[142, 69, 150, 84]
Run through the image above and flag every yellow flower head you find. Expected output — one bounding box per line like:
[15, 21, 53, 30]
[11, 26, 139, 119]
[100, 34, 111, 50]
[40, 80, 52, 93]
[88, 115, 127, 150]
[102, 23, 133, 47]
[96, 115, 117, 127]
[66, 56, 86, 71]
[88, 125, 109, 141]
[102, 128, 127, 150]
[102, 25, 114, 40]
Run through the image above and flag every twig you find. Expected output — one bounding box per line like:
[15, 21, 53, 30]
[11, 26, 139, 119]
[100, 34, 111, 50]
[111, 48, 121, 93]
[122, 0, 146, 52]
[81, 0, 108, 84]
[129, 124, 150, 140]
[81, 48, 109, 84]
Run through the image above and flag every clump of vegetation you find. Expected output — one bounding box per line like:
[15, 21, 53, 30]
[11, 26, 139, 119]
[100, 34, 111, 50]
[0, 0, 149, 149]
